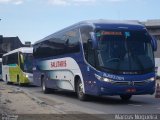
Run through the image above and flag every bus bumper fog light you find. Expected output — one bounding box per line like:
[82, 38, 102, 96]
[147, 77, 155, 82]
[149, 77, 155, 81]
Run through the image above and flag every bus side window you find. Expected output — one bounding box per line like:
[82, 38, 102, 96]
[2, 56, 7, 65]
[87, 40, 96, 67]
[80, 26, 95, 67]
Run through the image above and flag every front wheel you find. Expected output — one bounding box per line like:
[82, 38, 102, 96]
[120, 95, 132, 101]
[17, 75, 22, 86]
[6, 75, 11, 85]
[41, 78, 51, 94]
[76, 79, 87, 101]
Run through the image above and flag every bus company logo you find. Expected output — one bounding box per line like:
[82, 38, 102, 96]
[51, 60, 67, 68]
[128, 81, 134, 86]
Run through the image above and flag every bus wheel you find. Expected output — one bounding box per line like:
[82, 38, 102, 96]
[17, 75, 22, 86]
[41, 78, 50, 94]
[76, 79, 87, 101]
[6, 75, 9, 85]
[120, 95, 132, 101]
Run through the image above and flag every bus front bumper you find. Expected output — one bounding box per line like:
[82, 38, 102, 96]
[95, 80, 155, 96]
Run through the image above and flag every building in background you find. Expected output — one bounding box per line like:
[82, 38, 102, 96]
[0, 35, 24, 58]
[144, 20, 160, 57]
[144, 20, 160, 78]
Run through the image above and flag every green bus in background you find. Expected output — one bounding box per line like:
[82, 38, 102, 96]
[2, 47, 33, 85]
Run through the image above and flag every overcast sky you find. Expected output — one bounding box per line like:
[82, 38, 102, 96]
[0, 0, 160, 44]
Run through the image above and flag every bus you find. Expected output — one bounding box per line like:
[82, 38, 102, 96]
[33, 20, 157, 101]
[0, 58, 2, 80]
[2, 47, 33, 85]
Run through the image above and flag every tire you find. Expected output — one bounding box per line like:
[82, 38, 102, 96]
[17, 75, 23, 86]
[41, 77, 50, 94]
[17, 75, 20, 85]
[6, 75, 10, 85]
[120, 95, 132, 101]
[76, 79, 87, 101]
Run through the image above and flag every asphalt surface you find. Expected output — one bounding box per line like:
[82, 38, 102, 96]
[20, 83, 160, 114]
[1, 80, 160, 120]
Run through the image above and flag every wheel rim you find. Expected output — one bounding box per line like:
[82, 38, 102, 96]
[6, 75, 8, 83]
[42, 81, 45, 91]
[78, 82, 84, 97]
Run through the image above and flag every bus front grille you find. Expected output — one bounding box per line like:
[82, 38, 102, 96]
[134, 81, 147, 86]
[112, 81, 129, 86]
[112, 81, 147, 86]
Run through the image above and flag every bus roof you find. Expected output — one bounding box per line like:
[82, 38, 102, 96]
[3, 47, 33, 57]
[34, 19, 145, 45]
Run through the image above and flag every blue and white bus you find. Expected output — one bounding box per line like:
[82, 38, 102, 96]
[33, 20, 157, 101]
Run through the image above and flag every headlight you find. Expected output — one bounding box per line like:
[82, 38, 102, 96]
[147, 77, 155, 82]
[102, 78, 113, 82]
[95, 74, 113, 83]
[25, 74, 29, 78]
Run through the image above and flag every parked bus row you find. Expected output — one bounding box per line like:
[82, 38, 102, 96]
[1, 20, 158, 101]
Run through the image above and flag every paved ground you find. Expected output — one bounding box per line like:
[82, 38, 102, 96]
[0, 81, 114, 120]
[0, 80, 160, 120]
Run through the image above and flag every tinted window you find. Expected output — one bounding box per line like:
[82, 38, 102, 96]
[34, 28, 80, 58]
[65, 29, 80, 54]
[96, 30, 154, 74]
[20, 53, 33, 73]
[2, 56, 7, 65]
[8, 53, 18, 64]
[3, 53, 18, 65]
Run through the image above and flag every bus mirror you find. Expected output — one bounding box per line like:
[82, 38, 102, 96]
[151, 36, 157, 51]
[90, 32, 98, 49]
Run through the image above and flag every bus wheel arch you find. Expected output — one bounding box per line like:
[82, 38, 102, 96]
[74, 75, 80, 92]
[6, 74, 7, 81]
[41, 74, 50, 94]
[74, 75, 87, 101]
[41, 75, 44, 86]
[17, 75, 20, 83]
[6, 74, 9, 84]
[17, 74, 23, 86]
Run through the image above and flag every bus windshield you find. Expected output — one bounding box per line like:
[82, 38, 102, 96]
[20, 53, 33, 73]
[96, 30, 154, 74]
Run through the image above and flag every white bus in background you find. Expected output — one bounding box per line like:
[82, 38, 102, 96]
[155, 58, 160, 78]
[0, 58, 2, 80]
